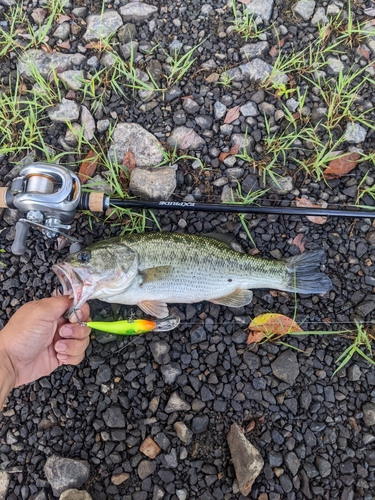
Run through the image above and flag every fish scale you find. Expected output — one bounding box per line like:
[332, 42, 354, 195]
[53, 232, 332, 318]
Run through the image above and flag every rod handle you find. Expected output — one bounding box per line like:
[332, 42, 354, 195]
[0, 187, 9, 208]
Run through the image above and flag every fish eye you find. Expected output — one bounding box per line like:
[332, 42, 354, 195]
[77, 251, 91, 263]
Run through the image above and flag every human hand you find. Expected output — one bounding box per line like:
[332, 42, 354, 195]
[0, 296, 91, 398]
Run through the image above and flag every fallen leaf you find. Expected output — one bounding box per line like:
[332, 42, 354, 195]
[179, 129, 196, 150]
[224, 105, 241, 124]
[57, 14, 71, 23]
[180, 95, 194, 100]
[247, 313, 303, 344]
[57, 40, 71, 50]
[278, 37, 286, 48]
[219, 144, 239, 162]
[85, 40, 111, 51]
[122, 150, 136, 171]
[269, 45, 278, 58]
[79, 150, 98, 184]
[292, 233, 305, 253]
[244, 421, 256, 433]
[41, 44, 53, 54]
[348, 416, 359, 432]
[31, 8, 46, 23]
[65, 89, 76, 100]
[358, 46, 371, 62]
[295, 198, 327, 224]
[323, 152, 360, 179]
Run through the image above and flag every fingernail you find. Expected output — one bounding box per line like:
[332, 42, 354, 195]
[57, 353, 68, 361]
[60, 325, 73, 337]
[56, 342, 67, 352]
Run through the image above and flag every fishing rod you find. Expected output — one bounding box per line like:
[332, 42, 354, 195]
[1, 162, 374, 255]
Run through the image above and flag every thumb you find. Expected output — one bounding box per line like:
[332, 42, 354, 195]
[35, 296, 73, 321]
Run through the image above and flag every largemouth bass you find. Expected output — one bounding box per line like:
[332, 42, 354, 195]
[52, 232, 332, 318]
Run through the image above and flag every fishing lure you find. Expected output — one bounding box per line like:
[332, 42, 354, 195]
[81, 315, 180, 335]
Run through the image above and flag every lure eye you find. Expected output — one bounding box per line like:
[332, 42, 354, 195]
[77, 251, 91, 263]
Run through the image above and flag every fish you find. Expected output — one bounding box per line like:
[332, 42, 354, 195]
[52, 232, 332, 318]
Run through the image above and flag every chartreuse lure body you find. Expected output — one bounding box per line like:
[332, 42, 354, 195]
[84, 316, 180, 335]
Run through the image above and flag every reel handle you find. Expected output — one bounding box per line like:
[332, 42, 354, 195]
[12, 221, 30, 255]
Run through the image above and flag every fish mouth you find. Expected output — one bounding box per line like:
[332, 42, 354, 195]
[52, 263, 94, 311]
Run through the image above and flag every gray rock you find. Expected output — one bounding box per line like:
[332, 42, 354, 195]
[120, 41, 139, 60]
[355, 298, 375, 317]
[58, 70, 84, 91]
[315, 456, 331, 477]
[344, 122, 367, 144]
[363, 403, 375, 426]
[44, 456, 90, 497]
[0, 0, 15, 5]
[102, 407, 126, 428]
[192, 415, 209, 433]
[161, 363, 182, 384]
[138, 460, 156, 480]
[285, 451, 301, 476]
[81, 106, 95, 141]
[108, 123, 164, 167]
[195, 115, 213, 130]
[240, 42, 269, 60]
[293, 0, 316, 20]
[100, 52, 116, 68]
[84, 10, 123, 42]
[150, 341, 170, 364]
[18, 50, 86, 79]
[173, 421, 193, 445]
[161, 448, 178, 468]
[59, 490, 93, 500]
[348, 364, 361, 381]
[286, 98, 299, 112]
[47, 98, 80, 123]
[53, 22, 70, 40]
[97, 119, 110, 134]
[271, 351, 300, 385]
[167, 126, 205, 150]
[183, 98, 200, 114]
[165, 392, 191, 413]
[227, 423, 264, 496]
[214, 101, 227, 120]
[266, 175, 294, 194]
[0, 471, 10, 500]
[326, 57, 344, 75]
[311, 7, 329, 27]
[231, 133, 254, 155]
[96, 364, 111, 384]
[119, 2, 158, 21]
[240, 102, 258, 117]
[242, 174, 260, 195]
[129, 166, 176, 201]
[241, 58, 288, 84]
[118, 23, 137, 44]
[190, 325, 207, 343]
[245, 0, 274, 21]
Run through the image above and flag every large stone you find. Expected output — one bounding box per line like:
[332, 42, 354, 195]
[59, 490, 93, 500]
[165, 392, 191, 413]
[271, 351, 300, 385]
[108, 123, 164, 167]
[18, 50, 86, 79]
[140, 436, 161, 458]
[102, 407, 126, 428]
[363, 402, 375, 427]
[47, 98, 80, 123]
[227, 423, 264, 496]
[0, 471, 10, 500]
[84, 10, 123, 42]
[224, 58, 288, 85]
[344, 122, 367, 144]
[173, 421, 193, 445]
[293, 0, 316, 21]
[81, 106, 96, 141]
[129, 166, 177, 201]
[119, 2, 158, 21]
[44, 455, 90, 497]
[245, 0, 274, 21]
[58, 70, 84, 91]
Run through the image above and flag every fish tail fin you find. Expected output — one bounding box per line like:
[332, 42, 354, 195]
[285, 250, 332, 294]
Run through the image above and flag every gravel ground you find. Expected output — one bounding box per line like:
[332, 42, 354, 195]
[1, 0, 375, 499]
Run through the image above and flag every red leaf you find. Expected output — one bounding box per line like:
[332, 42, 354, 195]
[218, 144, 239, 162]
[179, 129, 196, 150]
[295, 198, 327, 224]
[358, 46, 371, 62]
[269, 45, 278, 58]
[57, 14, 71, 24]
[278, 37, 286, 48]
[41, 44, 53, 54]
[79, 150, 98, 184]
[57, 40, 71, 50]
[122, 150, 136, 171]
[247, 313, 303, 344]
[323, 152, 360, 179]
[224, 105, 241, 124]
[292, 233, 305, 253]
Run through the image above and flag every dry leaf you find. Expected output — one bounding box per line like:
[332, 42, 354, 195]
[122, 150, 136, 171]
[57, 14, 71, 23]
[31, 8, 46, 23]
[348, 416, 359, 432]
[247, 313, 303, 344]
[269, 45, 278, 58]
[41, 44, 53, 54]
[359, 46, 371, 62]
[85, 41, 111, 51]
[323, 152, 360, 179]
[181, 95, 194, 100]
[224, 105, 241, 124]
[292, 233, 305, 253]
[295, 198, 327, 225]
[244, 421, 256, 433]
[218, 144, 239, 163]
[179, 129, 196, 150]
[79, 150, 98, 184]
[279, 37, 286, 48]
[57, 40, 71, 50]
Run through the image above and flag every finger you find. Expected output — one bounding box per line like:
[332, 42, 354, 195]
[55, 337, 90, 360]
[59, 323, 91, 340]
[36, 296, 73, 321]
[68, 303, 91, 324]
[57, 352, 86, 366]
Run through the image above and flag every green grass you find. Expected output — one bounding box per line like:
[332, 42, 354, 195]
[230, 0, 271, 41]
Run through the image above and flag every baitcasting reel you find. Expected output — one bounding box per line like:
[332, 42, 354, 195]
[1, 163, 83, 255]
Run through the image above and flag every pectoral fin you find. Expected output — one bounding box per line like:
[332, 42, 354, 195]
[138, 300, 169, 318]
[140, 266, 172, 284]
[211, 289, 253, 307]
